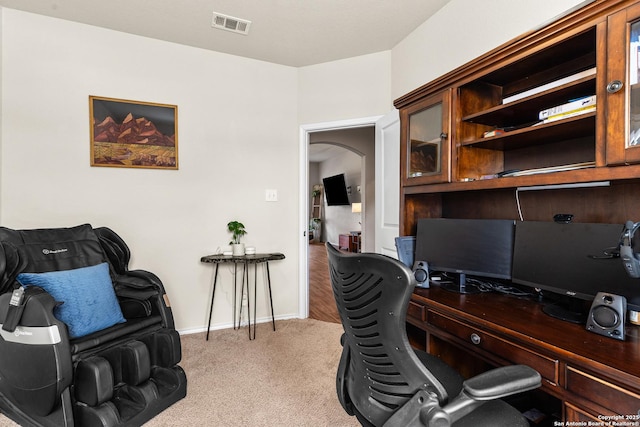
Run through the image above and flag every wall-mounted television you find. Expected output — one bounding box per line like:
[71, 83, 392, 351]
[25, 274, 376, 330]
[322, 173, 350, 206]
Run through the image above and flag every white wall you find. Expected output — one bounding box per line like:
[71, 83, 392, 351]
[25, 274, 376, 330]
[0, 7, 3, 207]
[0, 10, 299, 333]
[298, 51, 393, 125]
[391, 0, 590, 99]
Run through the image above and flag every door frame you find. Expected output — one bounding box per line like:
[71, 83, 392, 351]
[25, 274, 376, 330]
[298, 115, 382, 318]
[374, 109, 400, 257]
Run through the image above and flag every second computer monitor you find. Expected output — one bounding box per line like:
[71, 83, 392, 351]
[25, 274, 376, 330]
[415, 218, 516, 293]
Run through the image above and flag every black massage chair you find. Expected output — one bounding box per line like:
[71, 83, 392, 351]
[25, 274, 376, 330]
[0, 224, 187, 426]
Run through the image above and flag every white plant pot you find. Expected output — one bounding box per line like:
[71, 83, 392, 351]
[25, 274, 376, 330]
[232, 243, 245, 256]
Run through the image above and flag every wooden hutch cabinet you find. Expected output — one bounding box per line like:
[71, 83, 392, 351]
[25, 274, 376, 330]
[394, 0, 640, 423]
[395, 0, 640, 237]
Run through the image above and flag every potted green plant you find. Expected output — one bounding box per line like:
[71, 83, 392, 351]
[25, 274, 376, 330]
[310, 218, 321, 243]
[227, 221, 247, 256]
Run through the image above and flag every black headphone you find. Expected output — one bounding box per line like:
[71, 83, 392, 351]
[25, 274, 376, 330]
[620, 220, 640, 278]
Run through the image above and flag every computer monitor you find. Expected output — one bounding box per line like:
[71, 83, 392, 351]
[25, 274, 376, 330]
[512, 221, 640, 323]
[415, 218, 516, 293]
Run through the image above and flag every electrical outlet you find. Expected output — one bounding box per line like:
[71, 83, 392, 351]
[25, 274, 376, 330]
[265, 189, 278, 202]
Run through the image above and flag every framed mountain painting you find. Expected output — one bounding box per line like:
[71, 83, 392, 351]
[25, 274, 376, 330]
[90, 96, 178, 170]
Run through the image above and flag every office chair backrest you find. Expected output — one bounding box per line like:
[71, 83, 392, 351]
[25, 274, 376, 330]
[326, 243, 449, 426]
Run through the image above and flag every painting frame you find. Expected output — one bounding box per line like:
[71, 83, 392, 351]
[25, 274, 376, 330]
[90, 95, 178, 170]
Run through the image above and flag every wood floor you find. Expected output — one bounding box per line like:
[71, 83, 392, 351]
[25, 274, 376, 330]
[308, 243, 341, 324]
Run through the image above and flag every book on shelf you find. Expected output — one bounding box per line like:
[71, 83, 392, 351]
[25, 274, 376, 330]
[542, 105, 596, 123]
[538, 95, 596, 120]
[502, 67, 596, 104]
[500, 162, 595, 177]
[482, 129, 506, 138]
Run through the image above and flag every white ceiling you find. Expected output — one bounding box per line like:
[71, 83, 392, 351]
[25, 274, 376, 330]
[0, 0, 451, 67]
[309, 143, 350, 163]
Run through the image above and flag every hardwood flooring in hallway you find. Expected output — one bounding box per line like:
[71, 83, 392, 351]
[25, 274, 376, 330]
[308, 243, 341, 324]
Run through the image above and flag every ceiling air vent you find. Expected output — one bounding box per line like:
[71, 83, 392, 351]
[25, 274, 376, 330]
[211, 12, 251, 35]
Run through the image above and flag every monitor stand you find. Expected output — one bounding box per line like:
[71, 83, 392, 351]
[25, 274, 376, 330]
[439, 273, 481, 294]
[542, 297, 588, 324]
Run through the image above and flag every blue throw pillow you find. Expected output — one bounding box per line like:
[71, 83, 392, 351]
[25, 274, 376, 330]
[17, 262, 126, 339]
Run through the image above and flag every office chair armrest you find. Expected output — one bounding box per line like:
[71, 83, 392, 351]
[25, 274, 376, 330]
[463, 364, 541, 400]
[441, 365, 541, 425]
[383, 364, 540, 427]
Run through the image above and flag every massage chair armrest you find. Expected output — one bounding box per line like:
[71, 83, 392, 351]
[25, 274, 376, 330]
[114, 270, 174, 328]
[0, 288, 73, 418]
[115, 270, 165, 292]
[382, 365, 541, 427]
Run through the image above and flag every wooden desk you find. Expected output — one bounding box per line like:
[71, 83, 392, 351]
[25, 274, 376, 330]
[408, 286, 640, 423]
[201, 253, 285, 340]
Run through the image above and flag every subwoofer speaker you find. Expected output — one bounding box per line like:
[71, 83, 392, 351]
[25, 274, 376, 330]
[412, 261, 429, 288]
[585, 292, 626, 341]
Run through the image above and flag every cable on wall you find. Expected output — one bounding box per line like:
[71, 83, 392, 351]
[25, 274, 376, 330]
[513, 181, 610, 221]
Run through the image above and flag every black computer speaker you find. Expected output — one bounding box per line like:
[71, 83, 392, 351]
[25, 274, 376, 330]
[412, 261, 429, 288]
[585, 292, 626, 341]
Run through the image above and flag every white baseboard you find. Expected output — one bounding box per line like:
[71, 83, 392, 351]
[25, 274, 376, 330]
[177, 313, 301, 336]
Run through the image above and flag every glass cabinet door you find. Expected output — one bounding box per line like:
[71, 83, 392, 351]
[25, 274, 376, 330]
[401, 90, 451, 185]
[606, 4, 640, 165]
[629, 20, 640, 149]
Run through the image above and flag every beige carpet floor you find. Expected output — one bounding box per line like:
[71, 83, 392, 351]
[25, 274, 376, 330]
[0, 318, 360, 427]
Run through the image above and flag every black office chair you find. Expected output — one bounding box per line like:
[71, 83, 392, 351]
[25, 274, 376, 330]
[326, 243, 541, 426]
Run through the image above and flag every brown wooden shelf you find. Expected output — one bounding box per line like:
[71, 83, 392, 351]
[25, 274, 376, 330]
[460, 112, 595, 151]
[461, 75, 596, 128]
[402, 163, 640, 195]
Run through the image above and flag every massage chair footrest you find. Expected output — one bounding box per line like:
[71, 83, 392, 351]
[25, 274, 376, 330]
[72, 335, 186, 426]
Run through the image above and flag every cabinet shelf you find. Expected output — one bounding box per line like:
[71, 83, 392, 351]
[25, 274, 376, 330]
[461, 112, 595, 151]
[402, 163, 640, 196]
[461, 75, 596, 129]
[474, 28, 596, 98]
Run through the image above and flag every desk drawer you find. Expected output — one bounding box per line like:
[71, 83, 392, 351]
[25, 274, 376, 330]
[566, 366, 640, 416]
[428, 311, 559, 385]
[408, 301, 426, 322]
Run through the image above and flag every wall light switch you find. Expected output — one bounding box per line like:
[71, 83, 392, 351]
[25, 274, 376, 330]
[265, 189, 278, 202]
